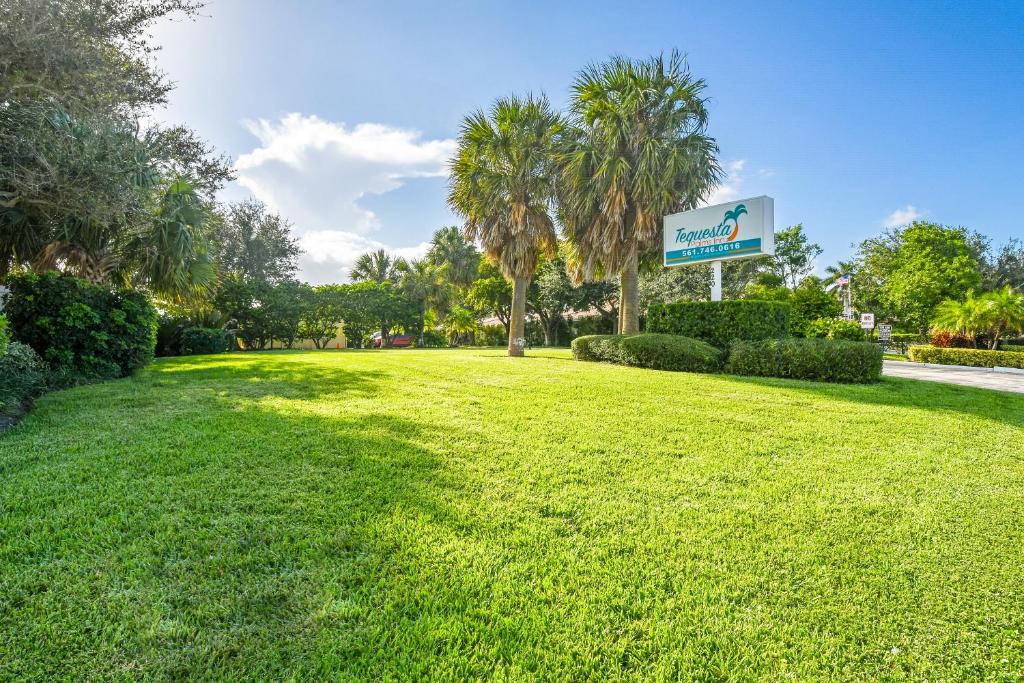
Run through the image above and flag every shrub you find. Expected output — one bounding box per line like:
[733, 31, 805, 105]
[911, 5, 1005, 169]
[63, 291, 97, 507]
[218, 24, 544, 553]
[3, 272, 157, 383]
[1001, 343, 1024, 353]
[476, 324, 507, 347]
[891, 332, 928, 345]
[930, 331, 974, 348]
[907, 346, 1024, 369]
[572, 333, 723, 373]
[180, 327, 228, 355]
[647, 300, 790, 348]
[0, 313, 8, 356]
[725, 338, 883, 383]
[418, 330, 448, 348]
[0, 342, 48, 419]
[805, 317, 867, 341]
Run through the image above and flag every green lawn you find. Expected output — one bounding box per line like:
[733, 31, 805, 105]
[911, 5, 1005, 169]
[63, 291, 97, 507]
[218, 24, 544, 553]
[2, 349, 1023, 680]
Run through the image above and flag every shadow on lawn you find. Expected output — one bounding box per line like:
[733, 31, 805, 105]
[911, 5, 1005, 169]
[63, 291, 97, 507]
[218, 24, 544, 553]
[718, 372, 1024, 430]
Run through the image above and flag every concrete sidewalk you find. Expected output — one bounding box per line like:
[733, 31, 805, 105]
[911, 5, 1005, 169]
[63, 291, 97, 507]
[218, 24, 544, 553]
[883, 360, 1024, 394]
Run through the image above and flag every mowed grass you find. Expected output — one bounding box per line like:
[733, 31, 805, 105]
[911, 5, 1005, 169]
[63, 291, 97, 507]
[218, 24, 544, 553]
[2, 350, 1024, 681]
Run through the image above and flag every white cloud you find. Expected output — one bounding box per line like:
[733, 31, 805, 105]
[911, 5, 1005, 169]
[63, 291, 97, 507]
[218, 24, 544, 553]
[703, 160, 746, 206]
[233, 113, 456, 283]
[883, 205, 923, 228]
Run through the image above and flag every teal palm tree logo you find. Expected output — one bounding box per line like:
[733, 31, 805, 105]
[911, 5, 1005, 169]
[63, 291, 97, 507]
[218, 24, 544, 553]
[723, 204, 748, 241]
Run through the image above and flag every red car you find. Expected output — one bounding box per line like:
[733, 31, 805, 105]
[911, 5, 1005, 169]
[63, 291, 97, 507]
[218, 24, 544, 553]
[370, 332, 412, 348]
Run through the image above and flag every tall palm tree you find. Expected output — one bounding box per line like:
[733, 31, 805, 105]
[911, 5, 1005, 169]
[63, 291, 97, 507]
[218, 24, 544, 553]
[558, 51, 722, 334]
[398, 258, 447, 345]
[427, 225, 481, 289]
[350, 248, 405, 284]
[984, 285, 1024, 349]
[448, 94, 561, 357]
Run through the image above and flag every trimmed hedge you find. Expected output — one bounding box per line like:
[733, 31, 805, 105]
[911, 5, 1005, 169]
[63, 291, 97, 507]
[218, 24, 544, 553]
[725, 338, 883, 383]
[647, 300, 790, 348]
[908, 345, 1024, 369]
[0, 342, 47, 420]
[572, 333, 723, 373]
[180, 327, 229, 355]
[1001, 343, 1024, 353]
[4, 272, 157, 382]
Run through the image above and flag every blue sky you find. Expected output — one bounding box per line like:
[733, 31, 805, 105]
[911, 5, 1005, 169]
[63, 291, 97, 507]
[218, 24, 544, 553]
[153, 0, 1024, 283]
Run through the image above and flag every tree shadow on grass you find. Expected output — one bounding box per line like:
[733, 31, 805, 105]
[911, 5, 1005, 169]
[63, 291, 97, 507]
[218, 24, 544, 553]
[716, 372, 1024, 430]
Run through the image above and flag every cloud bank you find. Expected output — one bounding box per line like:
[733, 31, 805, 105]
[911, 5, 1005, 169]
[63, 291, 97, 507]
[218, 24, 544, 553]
[883, 205, 923, 228]
[234, 113, 456, 283]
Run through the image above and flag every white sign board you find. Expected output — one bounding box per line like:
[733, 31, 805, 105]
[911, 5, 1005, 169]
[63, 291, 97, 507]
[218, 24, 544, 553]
[860, 313, 875, 330]
[663, 196, 775, 267]
[877, 323, 892, 341]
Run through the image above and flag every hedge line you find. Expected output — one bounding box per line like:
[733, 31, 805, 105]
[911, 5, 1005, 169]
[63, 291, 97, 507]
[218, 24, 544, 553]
[725, 338, 883, 383]
[908, 345, 1024, 369]
[646, 300, 790, 348]
[572, 334, 723, 373]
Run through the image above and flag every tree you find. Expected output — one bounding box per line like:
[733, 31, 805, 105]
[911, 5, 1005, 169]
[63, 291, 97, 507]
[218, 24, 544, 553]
[983, 286, 1024, 349]
[528, 255, 575, 346]
[208, 199, 301, 284]
[350, 249, 405, 284]
[466, 261, 513, 335]
[443, 306, 478, 346]
[398, 259, 447, 345]
[981, 239, 1024, 291]
[771, 224, 823, 289]
[263, 280, 311, 349]
[448, 94, 561, 357]
[299, 285, 346, 349]
[427, 226, 480, 289]
[846, 222, 982, 332]
[558, 51, 721, 335]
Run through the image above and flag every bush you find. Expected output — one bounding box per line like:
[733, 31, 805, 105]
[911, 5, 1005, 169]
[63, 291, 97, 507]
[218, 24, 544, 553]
[647, 300, 790, 348]
[0, 313, 8, 356]
[891, 332, 928, 345]
[908, 346, 1024, 369]
[180, 327, 228, 355]
[476, 324, 507, 347]
[725, 338, 883, 383]
[417, 330, 448, 348]
[1001, 343, 1024, 353]
[805, 317, 867, 341]
[930, 331, 974, 348]
[0, 342, 48, 419]
[572, 333, 724, 373]
[4, 272, 157, 383]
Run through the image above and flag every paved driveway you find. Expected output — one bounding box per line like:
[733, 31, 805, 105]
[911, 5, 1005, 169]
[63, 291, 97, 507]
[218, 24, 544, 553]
[884, 360, 1024, 394]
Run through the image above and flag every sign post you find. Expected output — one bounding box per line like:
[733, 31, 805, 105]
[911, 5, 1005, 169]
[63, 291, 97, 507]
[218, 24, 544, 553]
[663, 197, 774, 302]
[860, 313, 875, 330]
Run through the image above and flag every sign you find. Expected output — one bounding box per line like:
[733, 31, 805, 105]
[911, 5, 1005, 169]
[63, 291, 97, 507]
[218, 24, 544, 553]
[860, 313, 875, 330]
[663, 196, 775, 267]
[877, 324, 892, 341]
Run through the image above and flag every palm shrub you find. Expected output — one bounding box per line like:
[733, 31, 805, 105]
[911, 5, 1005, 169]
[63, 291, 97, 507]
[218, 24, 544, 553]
[448, 95, 562, 357]
[983, 285, 1024, 349]
[558, 51, 721, 334]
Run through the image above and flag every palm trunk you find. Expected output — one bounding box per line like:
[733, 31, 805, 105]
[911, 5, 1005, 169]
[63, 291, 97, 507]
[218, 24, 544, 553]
[619, 252, 640, 334]
[508, 276, 528, 357]
[992, 320, 1006, 350]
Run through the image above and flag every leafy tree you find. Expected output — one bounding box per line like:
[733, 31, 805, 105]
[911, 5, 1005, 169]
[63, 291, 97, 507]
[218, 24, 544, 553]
[558, 51, 721, 335]
[207, 199, 301, 284]
[299, 285, 346, 349]
[847, 222, 982, 332]
[466, 261, 512, 335]
[427, 226, 480, 289]
[449, 95, 561, 357]
[770, 224, 822, 289]
[264, 280, 311, 349]
[981, 239, 1024, 290]
[342, 281, 417, 347]
[350, 249, 405, 284]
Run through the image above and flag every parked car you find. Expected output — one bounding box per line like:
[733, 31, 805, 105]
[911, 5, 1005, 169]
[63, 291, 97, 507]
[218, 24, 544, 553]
[370, 332, 412, 348]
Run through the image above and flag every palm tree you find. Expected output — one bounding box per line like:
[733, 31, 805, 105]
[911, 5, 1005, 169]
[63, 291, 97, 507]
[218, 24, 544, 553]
[558, 51, 722, 334]
[443, 306, 478, 346]
[427, 225, 480, 289]
[984, 285, 1024, 349]
[350, 249, 405, 284]
[448, 94, 561, 357]
[398, 258, 447, 345]
[932, 292, 992, 346]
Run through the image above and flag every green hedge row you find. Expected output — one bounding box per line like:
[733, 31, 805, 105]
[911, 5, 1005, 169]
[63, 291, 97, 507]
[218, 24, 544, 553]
[4, 272, 157, 383]
[725, 338, 883, 383]
[908, 345, 1024, 369]
[180, 327, 229, 355]
[571, 334, 724, 372]
[647, 300, 790, 348]
[1001, 343, 1024, 353]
